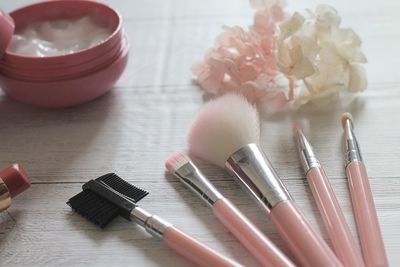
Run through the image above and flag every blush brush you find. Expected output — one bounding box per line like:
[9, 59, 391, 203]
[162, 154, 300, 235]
[188, 93, 343, 267]
[166, 152, 296, 267]
[67, 173, 242, 267]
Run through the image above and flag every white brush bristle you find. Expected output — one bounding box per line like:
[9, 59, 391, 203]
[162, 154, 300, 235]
[188, 94, 260, 167]
[165, 152, 190, 173]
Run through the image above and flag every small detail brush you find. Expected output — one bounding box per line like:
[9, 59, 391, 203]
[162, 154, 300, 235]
[341, 113, 388, 267]
[188, 93, 343, 267]
[166, 152, 296, 267]
[67, 173, 243, 267]
[293, 122, 365, 267]
[0, 164, 30, 212]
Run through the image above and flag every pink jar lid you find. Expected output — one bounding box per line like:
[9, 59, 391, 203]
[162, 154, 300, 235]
[0, 8, 15, 58]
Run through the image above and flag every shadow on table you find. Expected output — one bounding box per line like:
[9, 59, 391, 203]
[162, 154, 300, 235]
[262, 95, 366, 125]
[0, 90, 121, 183]
[65, 210, 191, 267]
[0, 210, 21, 249]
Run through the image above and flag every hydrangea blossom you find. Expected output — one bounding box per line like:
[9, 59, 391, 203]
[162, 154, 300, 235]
[192, 2, 367, 113]
[191, 1, 293, 110]
[276, 4, 368, 106]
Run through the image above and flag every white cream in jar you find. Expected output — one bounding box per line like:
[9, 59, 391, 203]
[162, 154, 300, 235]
[8, 16, 113, 57]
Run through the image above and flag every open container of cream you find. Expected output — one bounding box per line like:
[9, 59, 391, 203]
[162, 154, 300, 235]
[0, 0, 129, 107]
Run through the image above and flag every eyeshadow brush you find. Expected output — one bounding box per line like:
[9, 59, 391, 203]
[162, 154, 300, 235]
[293, 122, 365, 267]
[341, 113, 388, 267]
[166, 152, 296, 267]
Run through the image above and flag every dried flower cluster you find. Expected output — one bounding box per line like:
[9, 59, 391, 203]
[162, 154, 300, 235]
[192, 1, 367, 113]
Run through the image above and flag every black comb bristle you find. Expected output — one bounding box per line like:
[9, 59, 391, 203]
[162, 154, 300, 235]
[67, 173, 150, 228]
[67, 189, 119, 228]
[96, 173, 149, 203]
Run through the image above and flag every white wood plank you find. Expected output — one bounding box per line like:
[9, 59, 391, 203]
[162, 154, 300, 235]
[0, 86, 399, 183]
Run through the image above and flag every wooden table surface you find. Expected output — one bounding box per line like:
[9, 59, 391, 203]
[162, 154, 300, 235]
[1, 0, 399, 266]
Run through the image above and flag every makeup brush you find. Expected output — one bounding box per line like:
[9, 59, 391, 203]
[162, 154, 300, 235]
[293, 122, 365, 267]
[341, 113, 388, 267]
[166, 152, 296, 267]
[0, 164, 30, 212]
[188, 93, 343, 267]
[67, 173, 243, 267]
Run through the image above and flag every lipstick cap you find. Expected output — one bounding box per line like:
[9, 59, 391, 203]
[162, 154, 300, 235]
[0, 164, 30, 198]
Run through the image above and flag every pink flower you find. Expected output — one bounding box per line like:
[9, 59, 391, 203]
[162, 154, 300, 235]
[192, 3, 293, 114]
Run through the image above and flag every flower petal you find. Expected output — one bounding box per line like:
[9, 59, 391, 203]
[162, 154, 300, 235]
[279, 12, 305, 40]
[348, 64, 367, 91]
[315, 4, 341, 28]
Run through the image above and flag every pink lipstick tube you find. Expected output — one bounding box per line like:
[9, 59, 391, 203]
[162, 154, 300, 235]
[171, 158, 296, 267]
[294, 126, 365, 267]
[0, 163, 30, 212]
[130, 206, 242, 267]
[342, 116, 388, 267]
[226, 144, 343, 267]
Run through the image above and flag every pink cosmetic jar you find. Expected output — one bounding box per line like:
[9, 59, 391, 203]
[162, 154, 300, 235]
[0, 0, 129, 107]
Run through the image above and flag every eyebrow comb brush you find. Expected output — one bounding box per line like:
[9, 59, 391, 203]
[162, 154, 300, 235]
[67, 173, 243, 267]
[341, 113, 388, 267]
[166, 152, 296, 267]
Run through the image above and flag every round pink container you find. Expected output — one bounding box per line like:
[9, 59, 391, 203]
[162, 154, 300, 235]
[0, 0, 129, 107]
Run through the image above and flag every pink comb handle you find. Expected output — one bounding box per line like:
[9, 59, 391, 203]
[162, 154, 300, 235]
[163, 226, 242, 267]
[307, 167, 365, 267]
[346, 161, 388, 267]
[212, 198, 295, 267]
[270, 200, 343, 267]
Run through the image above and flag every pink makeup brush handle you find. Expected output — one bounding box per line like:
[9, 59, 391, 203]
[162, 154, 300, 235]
[307, 167, 365, 267]
[163, 226, 242, 267]
[346, 161, 388, 267]
[270, 200, 343, 267]
[212, 198, 295, 267]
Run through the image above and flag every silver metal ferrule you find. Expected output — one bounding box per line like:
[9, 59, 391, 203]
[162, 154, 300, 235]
[294, 127, 321, 174]
[225, 144, 291, 213]
[130, 206, 172, 238]
[174, 161, 223, 206]
[343, 118, 363, 166]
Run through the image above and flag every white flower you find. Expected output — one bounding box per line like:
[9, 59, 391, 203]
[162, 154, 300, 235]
[276, 4, 367, 106]
[276, 42, 315, 78]
[348, 63, 367, 91]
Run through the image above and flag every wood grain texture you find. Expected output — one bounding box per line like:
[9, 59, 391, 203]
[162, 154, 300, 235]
[0, 0, 399, 266]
